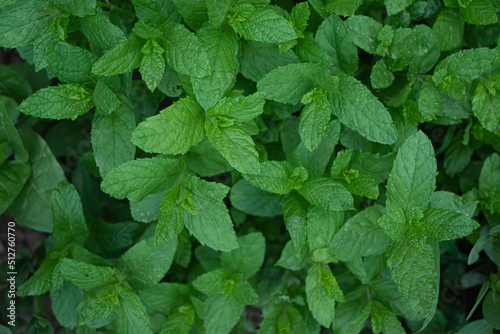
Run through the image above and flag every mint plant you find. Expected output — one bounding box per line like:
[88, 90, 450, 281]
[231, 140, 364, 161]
[1, 0, 500, 333]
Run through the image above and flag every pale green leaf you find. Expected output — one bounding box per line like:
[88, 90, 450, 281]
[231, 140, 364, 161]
[192, 25, 239, 109]
[91, 101, 136, 177]
[119, 238, 178, 289]
[385, 0, 414, 16]
[331, 205, 387, 261]
[115, 284, 153, 334]
[345, 15, 383, 54]
[51, 181, 89, 245]
[307, 207, 343, 251]
[132, 96, 205, 155]
[386, 131, 437, 212]
[101, 157, 185, 203]
[243, 160, 294, 195]
[257, 62, 329, 104]
[433, 8, 464, 51]
[92, 80, 120, 116]
[228, 5, 297, 44]
[330, 74, 397, 144]
[387, 235, 437, 318]
[131, 0, 180, 27]
[316, 14, 358, 74]
[221, 232, 265, 279]
[472, 81, 500, 136]
[298, 177, 353, 211]
[59, 259, 115, 290]
[378, 207, 407, 241]
[184, 194, 238, 252]
[239, 40, 299, 82]
[79, 7, 126, 49]
[206, 0, 230, 28]
[17, 84, 93, 120]
[230, 179, 282, 217]
[0, 0, 53, 48]
[49, 0, 96, 17]
[92, 34, 144, 76]
[160, 21, 210, 77]
[459, 1, 497, 25]
[422, 208, 479, 241]
[205, 121, 260, 174]
[204, 293, 244, 334]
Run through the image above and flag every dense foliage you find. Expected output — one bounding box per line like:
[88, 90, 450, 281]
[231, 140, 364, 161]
[1, 0, 500, 333]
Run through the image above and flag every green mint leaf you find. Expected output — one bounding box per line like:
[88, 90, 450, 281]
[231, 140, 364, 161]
[276, 239, 309, 271]
[115, 284, 153, 334]
[192, 25, 239, 110]
[307, 207, 343, 251]
[160, 21, 210, 77]
[47, 41, 97, 84]
[243, 160, 295, 195]
[295, 32, 332, 65]
[132, 96, 205, 155]
[330, 288, 371, 333]
[288, 119, 341, 178]
[155, 186, 184, 245]
[433, 48, 498, 86]
[386, 131, 437, 212]
[239, 40, 299, 82]
[204, 293, 244, 334]
[221, 232, 265, 279]
[459, 1, 497, 25]
[433, 8, 464, 51]
[421, 208, 479, 241]
[282, 192, 309, 257]
[0, 0, 53, 48]
[76, 285, 119, 326]
[316, 14, 358, 74]
[431, 191, 477, 218]
[172, 0, 209, 30]
[386, 27, 429, 72]
[340, 173, 380, 200]
[17, 252, 64, 297]
[371, 59, 395, 89]
[91, 101, 136, 177]
[79, 7, 126, 49]
[159, 305, 195, 334]
[185, 139, 232, 177]
[479, 153, 500, 191]
[131, 192, 164, 222]
[101, 156, 185, 203]
[228, 4, 297, 44]
[59, 258, 115, 290]
[387, 235, 437, 318]
[326, 0, 362, 16]
[206, 0, 231, 28]
[193, 268, 231, 295]
[49, 0, 96, 17]
[118, 238, 178, 289]
[378, 207, 407, 241]
[206, 91, 266, 123]
[306, 262, 344, 328]
[50, 281, 82, 328]
[257, 62, 328, 104]
[289, 2, 310, 33]
[205, 121, 260, 174]
[184, 189, 238, 252]
[140, 40, 165, 91]
[232, 278, 259, 305]
[0, 104, 30, 213]
[139, 282, 191, 314]
[51, 181, 89, 245]
[230, 179, 282, 217]
[331, 205, 387, 261]
[385, 0, 414, 16]
[370, 300, 405, 334]
[8, 128, 65, 232]
[330, 74, 397, 144]
[482, 291, 500, 329]
[299, 87, 331, 151]
[298, 177, 353, 211]
[181, 174, 230, 203]
[472, 81, 500, 136]
[345, 15, 383, 54]
[17, 84, 93, 120]
[92, 33, 144, 76]
[133, 20, 163, 40]
[92, 80, 120, 116]
[131, 0, 180, 27]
